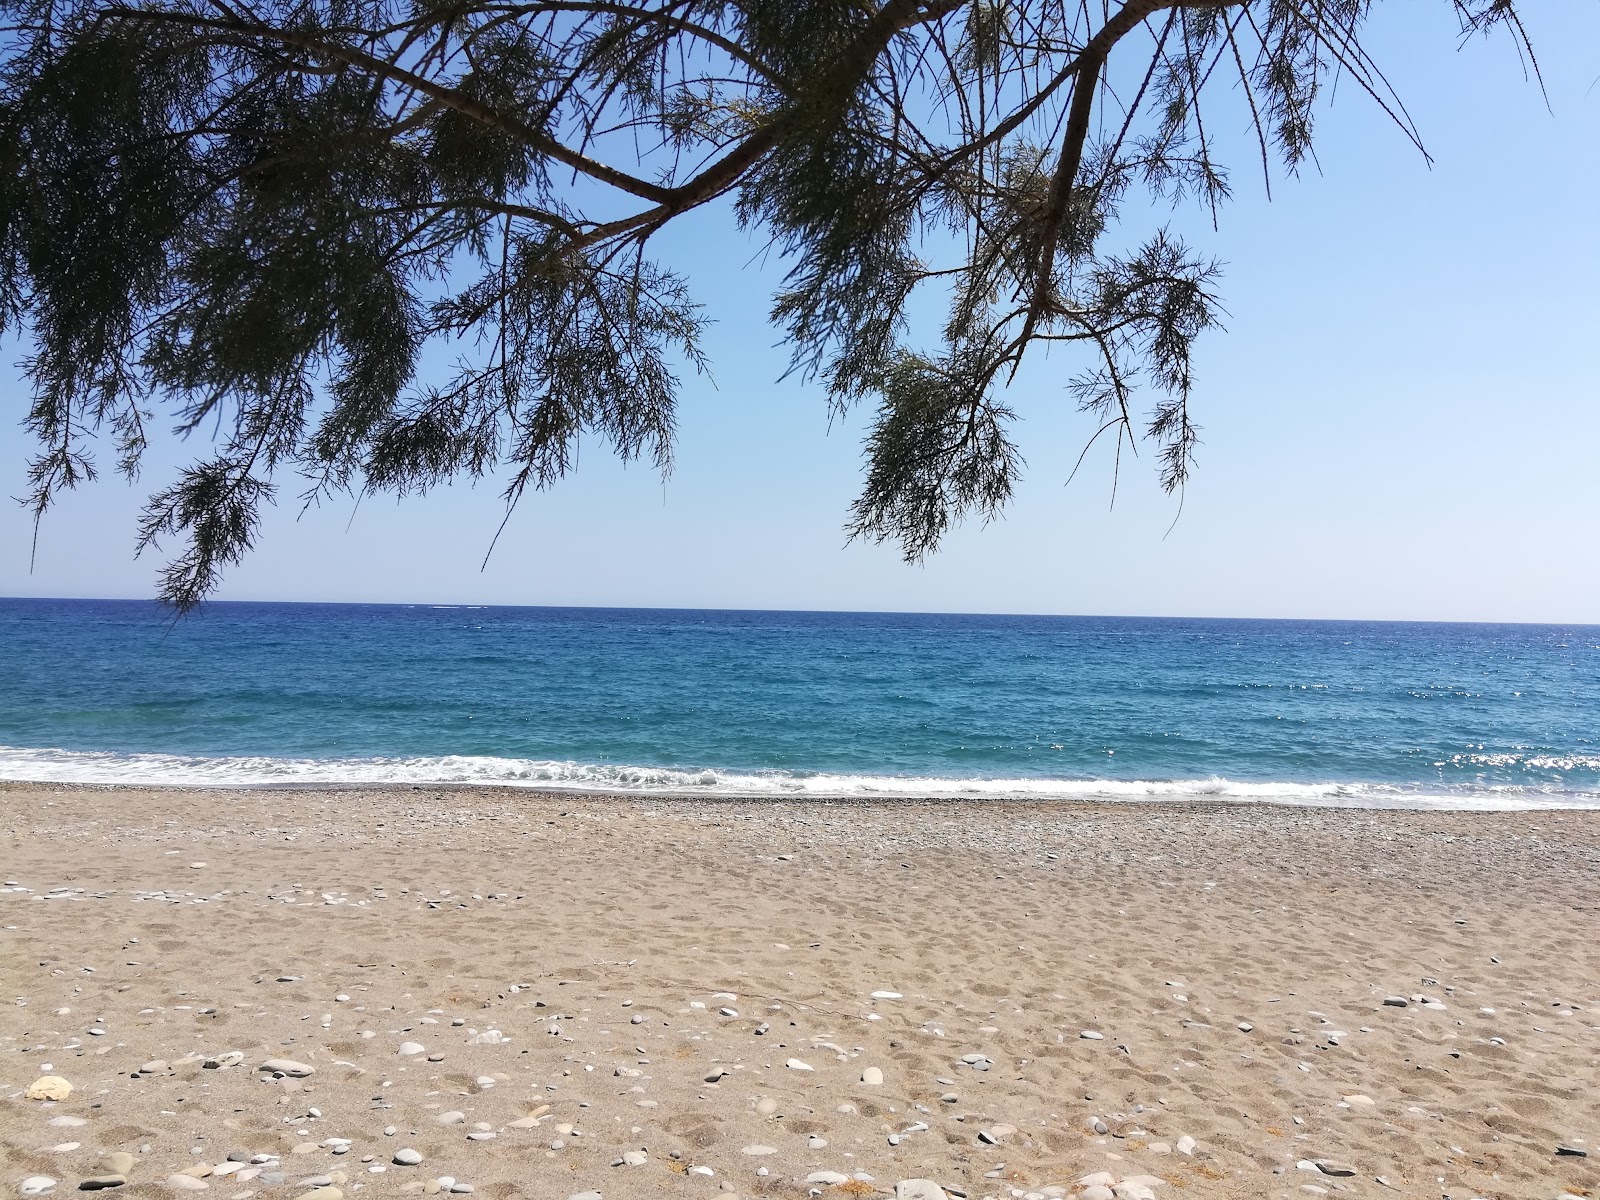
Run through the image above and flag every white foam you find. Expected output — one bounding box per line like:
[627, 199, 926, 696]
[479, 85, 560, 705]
[0, 746, 1595, 810]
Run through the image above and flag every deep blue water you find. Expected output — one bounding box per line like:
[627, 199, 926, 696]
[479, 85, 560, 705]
[1, 598, 1597, 807]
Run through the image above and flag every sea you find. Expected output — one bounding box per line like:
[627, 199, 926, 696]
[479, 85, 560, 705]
[0, 598, 1596, 809]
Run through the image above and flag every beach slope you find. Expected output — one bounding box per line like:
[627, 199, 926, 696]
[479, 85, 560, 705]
[2, 785, 1597, 1200]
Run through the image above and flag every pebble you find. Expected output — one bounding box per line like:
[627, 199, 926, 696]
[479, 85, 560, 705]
[741, 1145, 777, 1156]
[49, 1116, 88, 1128]
[20, 1179, 57, 1197]
[163, 1177, 210, 1191]
[1176, 1134, 1197, 1155]
[1383, 996, 1408, 1007]
[618, 1151, 647, 1166]
[567, 1194, 602, 1200]
[894, 1181, 947, 1200]
[1079, 1030, 1104, 1040]
[871, 991, 904, 1000]
[437, 1112, 465, 1124]
[397, 1042, 426, 1056]
[1343, 1094, 1375, 1107]
[785, 1058, 814, 1071]
[77, 1176, 127, 1190]
[259, 1058, 315, 1077]
[394, 1149, 424, 1166]
[807, 1172, 849, 1185]
[25, 1076, 73, 1101]
[1237, 1021, 1254, 1033]
[860, 1067, 884, 1086]
[755, 1098, 778, 1116]
[807, 1135, 827, 1149]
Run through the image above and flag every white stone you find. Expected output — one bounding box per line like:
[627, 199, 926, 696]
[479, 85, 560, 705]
[20, 1179, 58, 1197]
[871, 991, 904, 1000]
[619, 1151, 647, 1167]
[1079, 1030, 1104, 1040]
[785, 1058, 814, 1071]
[437, 1112, 465, 1124]
[741, 1146, 777, 1156]
[1176, 1134, 1196, 1155]
[397, 1042, 426, 1056]
[807, 1136, 827, 1149]
[394, 1149, 423, 1165]
[894, 1181, 947, 1200]
[860, 1067, 884, 1086]
[163, 1176, 210, 1191]
[807, 1172, 849, 1185]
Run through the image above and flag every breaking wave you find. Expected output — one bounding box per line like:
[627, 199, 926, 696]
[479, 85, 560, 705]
[2, 745, 1596, 810]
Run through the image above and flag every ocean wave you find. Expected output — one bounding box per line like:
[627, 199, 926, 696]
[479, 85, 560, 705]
[1441, 751, 1600, 772]
[1, 746, 1596, 810]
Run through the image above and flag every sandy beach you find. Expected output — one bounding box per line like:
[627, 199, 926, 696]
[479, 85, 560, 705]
[2, 784, 1597, 1200]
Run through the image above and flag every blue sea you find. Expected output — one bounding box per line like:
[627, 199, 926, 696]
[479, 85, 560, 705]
[0, 598, 1596, 809]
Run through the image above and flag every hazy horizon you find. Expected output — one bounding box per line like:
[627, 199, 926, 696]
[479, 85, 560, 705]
[5, 594, 1600, 627]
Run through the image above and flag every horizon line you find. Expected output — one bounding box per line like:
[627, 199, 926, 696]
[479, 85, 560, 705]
[2, 594, 1597, 629]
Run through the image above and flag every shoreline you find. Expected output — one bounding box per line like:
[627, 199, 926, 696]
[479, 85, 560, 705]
[3, 777, 1598, 813]
[3, 785, 1598, 1200]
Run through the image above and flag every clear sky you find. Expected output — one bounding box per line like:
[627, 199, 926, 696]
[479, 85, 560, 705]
[2, 3, 1596, 622]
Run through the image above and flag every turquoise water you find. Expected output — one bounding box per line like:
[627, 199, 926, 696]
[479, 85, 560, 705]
[1, 598, 1597, 808]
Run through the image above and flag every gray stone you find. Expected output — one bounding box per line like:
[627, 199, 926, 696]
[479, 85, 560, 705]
[259, 1058, 315, 1077]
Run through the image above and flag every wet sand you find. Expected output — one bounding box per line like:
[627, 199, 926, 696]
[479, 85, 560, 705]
[2, 784, 1598, 1200]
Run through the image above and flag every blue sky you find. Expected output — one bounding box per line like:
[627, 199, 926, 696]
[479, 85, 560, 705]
[2, 3, 1596, 622]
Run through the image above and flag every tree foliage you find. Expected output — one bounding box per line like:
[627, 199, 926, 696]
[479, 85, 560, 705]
[0, 0, 1539, 607]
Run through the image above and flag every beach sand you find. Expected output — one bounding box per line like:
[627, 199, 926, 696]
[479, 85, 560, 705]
[2, 784, 1597, 1200]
